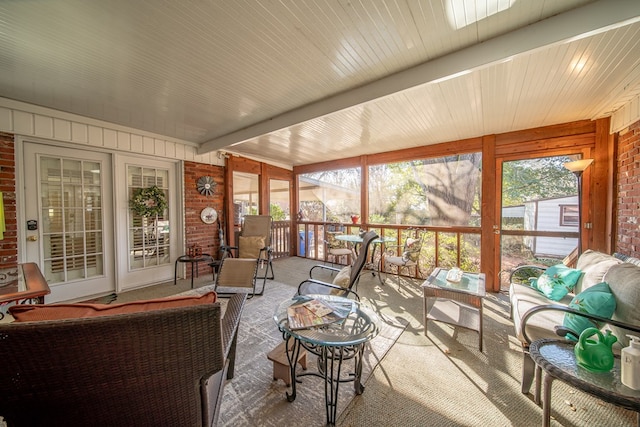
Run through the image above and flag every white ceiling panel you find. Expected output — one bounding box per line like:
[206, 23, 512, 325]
[0, 0, 639, 166]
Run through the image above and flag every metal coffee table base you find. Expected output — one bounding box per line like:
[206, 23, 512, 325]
[284, 335, 365, 427]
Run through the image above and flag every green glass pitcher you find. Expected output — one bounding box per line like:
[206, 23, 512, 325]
[574, 327, 617, 372]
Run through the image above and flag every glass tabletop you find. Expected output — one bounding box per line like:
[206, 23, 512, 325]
[274, 294, 380, 347]
[531, 339, 640, 407]
[335, 234, 394, 244]
[423, 267, 486, 297]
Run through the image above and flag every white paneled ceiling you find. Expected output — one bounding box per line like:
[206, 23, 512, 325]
[0, 0, 639, 166]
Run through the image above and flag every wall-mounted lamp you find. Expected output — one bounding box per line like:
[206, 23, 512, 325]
[564, 158, 594, 257]
[217, 151, 230, 160]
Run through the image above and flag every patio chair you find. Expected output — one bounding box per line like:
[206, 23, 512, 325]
[382, 229, 424, 284]
[297, 230, 379, 300]
[325, 229, 352, 268]
[213, 257, 261, 298]
[221, 215, 274, 295]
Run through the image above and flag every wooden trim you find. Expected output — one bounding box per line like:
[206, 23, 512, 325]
[0, 263, 50, 304]
[592, 117, 613, 252]
[360, 156, 368, 225]
[481, 135, 497, 292]
[366, 137, 482, 165]
[495, 120, 595, 145]
[495, 133, 594, 157]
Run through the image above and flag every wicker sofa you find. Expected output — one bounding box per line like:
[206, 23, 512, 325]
[0, 291, 246, 427]
[509, 249, 640, 394]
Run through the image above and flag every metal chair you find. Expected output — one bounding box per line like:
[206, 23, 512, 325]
[221, 215, 274, 295]
[213, 257, 261, 298]
[297, 230, 379, 300]
[325, 230, 352, 268]
[382, 229, 424, 284]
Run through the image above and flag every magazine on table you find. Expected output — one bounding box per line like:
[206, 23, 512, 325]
[287, 297, 353, 330]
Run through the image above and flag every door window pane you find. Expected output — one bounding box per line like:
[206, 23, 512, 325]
[39, 156, 104, 282]
[127, 165, 170, 270]
[500, 155, 580, 288]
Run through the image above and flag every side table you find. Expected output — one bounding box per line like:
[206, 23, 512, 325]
[0, 263, 50, 320]
[529, 339, 640, 427]
[273, 294, 379, 427]
[174, 254, 213, 288]
[422, 268, 486, 351]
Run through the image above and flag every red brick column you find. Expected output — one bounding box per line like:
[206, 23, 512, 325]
[616, 120, 640, 257]
[0, 133, 17, 269]
[183, 161, 225, 277]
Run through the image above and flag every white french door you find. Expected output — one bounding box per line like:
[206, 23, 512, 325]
[114, 155, 180, 290]
[22, 142, 115, 303]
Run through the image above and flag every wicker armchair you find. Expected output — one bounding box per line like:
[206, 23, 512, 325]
[0, 293, 246, 427]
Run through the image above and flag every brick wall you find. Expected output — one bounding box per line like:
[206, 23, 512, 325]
[0, 132, 17, 270]
[183, 161, 225, 277]
[616, 119, 640, 257]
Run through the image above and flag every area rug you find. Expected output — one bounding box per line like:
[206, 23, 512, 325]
[217, 280, 408, 427]
[80, 292, 118, 304]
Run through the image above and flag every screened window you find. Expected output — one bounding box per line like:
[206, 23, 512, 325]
[368, 154, 482, 226]
[233, 171, 260, 223]
[298, 168, 361, 223]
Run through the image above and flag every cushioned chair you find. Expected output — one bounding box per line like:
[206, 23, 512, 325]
[325, 231, 352, 268]
[221, 215, 275, 295]
[297, 230, 379, 300]
[382, 229, 424, 284]
[0, 290, 246, 427]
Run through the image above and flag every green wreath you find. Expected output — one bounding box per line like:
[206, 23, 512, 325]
[129, 186, 168, 217]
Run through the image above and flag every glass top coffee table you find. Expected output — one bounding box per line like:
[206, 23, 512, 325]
[422, 267, 486, 351]
[530, 339, 640, 427]
[273, 294, 379, 427]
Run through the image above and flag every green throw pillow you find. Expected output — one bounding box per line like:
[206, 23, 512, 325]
[534, 264, 582, 301]
[562, 282, 616, 341]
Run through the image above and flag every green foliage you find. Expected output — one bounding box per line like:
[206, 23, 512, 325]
[421, 232, 480, 273]
[502, 156, 576, 206]
[270, 203, 287, 221]
[129, 186, 167, 217]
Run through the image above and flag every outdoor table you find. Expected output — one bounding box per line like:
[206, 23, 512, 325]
[335, 234, 394, 284]
[273, 294, 379, 427]
[174, 253, 214, 288]
[422, 267, 486, 351]
[529, 339, 640, 427]
[0, 263, 50, 320]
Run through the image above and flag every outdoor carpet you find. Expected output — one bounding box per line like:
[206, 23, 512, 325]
[216, 279, 408, 427]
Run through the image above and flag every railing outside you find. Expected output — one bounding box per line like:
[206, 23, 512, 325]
[271, 220, 291, 259]
[296, 222, 481, 280]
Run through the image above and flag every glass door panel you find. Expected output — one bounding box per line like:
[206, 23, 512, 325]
[499, 155, 580, 289]
[127, 165, 170, 270]
[40, 156, 104, 283]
